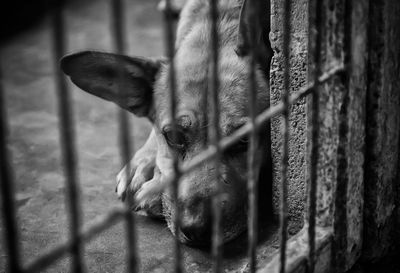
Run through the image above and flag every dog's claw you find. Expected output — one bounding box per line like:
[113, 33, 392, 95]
[134, 169, 167, 207]
[129, 171, 149, 193]
[121, 191, 126, 202]
[116, 166, 131, 199]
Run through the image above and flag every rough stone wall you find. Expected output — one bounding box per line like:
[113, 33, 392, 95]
[269, 0, 400, 268]
[344, 0, 369, 267]
[299, 0, 369, 270]
[270, 0, 308, 234]
[362, 0, 400, 262]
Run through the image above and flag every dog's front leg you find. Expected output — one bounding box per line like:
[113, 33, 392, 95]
[133, 128, 174, 213]
[116, 127, 174, 217]
[116, 128, 157, 199]
[116, 128, 163, 216]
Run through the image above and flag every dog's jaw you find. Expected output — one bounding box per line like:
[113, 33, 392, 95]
[161, 193, 248, 246]
[111, 0, 272, 246]
[144, 0, 271, 246]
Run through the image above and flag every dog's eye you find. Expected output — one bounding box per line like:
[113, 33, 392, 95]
[225, 135, 249, 155]
[163, 128, 188, 150]
[237, 135, 249, 150]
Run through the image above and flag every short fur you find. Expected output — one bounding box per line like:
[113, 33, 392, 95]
[61, 0, 273, 246]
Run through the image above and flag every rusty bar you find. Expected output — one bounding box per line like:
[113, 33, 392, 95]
[246, 0, 261, 272]
[208, 0, 223, 272]
[162, 1, 182, 272]
[307, 0, 323, 271]
[25, 209, 125, 273]
[181, 65, 345, 177]
[0, 57, 22, 273]
[110, 0, 138, 272]
[279, 0, 292, 272]
[51, 3, 84, 273]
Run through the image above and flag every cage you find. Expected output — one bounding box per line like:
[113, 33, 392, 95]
[1, 0, 400, 272]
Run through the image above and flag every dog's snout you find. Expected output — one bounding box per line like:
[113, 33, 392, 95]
[180, 222, 212, 245]
[179, 197, 212, 245]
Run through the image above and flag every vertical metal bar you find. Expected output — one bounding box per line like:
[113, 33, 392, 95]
[247, 0, 261, 272]
[209, 0, 222, 272]
[307, 0, 323, 272]
[333, 1, 352, 271]
[162, 1, 182, 272]
[280, 0, 292, 272]
[0, 58, 22, 273]
[110, 0, 138, 272]
[51, 3, 84, 273]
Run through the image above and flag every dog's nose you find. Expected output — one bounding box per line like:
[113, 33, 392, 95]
[180, 222, 212, 245]
[179, 197, 212, 245]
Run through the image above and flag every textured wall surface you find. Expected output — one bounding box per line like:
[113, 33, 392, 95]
[270, 0, 308, 234]
[344, 0, 369, 267]
[269, 0, 400, 270]
[307, 0, 370, 270]
[313, 1, 368, 270]
[363, 0, 400, 262]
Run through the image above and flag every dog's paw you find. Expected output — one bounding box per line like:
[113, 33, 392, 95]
[116, 153, 156, 201]
[116, 164, 130, 200]
[134, 167, 168, 210]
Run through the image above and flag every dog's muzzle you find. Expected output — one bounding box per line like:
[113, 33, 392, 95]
[178, 196, 212, 246]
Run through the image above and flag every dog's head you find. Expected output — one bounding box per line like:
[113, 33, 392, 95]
[61, 0, 272, 246]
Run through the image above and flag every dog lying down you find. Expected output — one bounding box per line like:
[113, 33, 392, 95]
[61, 0, 273, 246]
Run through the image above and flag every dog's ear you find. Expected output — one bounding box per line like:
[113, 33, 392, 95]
[60, 51, 162, 117]
[236, 0, 272, 65]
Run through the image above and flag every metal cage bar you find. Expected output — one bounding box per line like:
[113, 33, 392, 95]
[110, 0, 139, 272]
[51, 3, 84, 273]
[307, 0, 324, 271]
[179, 65, 343, 175]
[246, 0, 261, 272]
[0, 57, 22, 273]
[2, 1, 349, 272]
[208, 0, 223, 272]
[162, 0, 183, 272]
[279, 0, 292, 272]
[19, 60, 343, 273]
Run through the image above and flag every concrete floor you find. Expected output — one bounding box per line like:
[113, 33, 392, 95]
[0, 0, 279, 272]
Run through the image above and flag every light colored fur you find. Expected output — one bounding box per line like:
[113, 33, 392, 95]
[63, 0, 271, 245]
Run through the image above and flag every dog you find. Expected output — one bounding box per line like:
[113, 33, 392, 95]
[61, 0, 273, 246]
